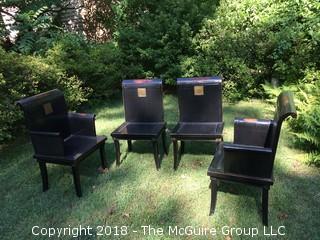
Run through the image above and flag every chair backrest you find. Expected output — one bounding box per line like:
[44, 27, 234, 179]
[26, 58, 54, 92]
[265, 91, 297, 158]
[177, 77, 222, 122]
[122, 79, 164, 122]
[16, 89, 70, 137]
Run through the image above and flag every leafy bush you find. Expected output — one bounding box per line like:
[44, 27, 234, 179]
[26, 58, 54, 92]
[45, 33, 124, 98]
[0, 47, 88, 142]
[289, 70, 320, 166]
[189, 0, 320, 100]
[111, 0, 218, 84]
[263, 69, 320, 166]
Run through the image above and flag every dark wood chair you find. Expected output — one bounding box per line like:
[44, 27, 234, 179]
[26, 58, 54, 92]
[16, 89, 108, 197]
[207, 91, 297, 225]
[170, 77, 224, 170]
[111, 79, 167, 170]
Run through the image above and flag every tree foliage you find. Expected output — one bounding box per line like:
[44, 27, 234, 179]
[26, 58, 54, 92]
[188, 0, 320, 100]
[110, 0, 219, 83]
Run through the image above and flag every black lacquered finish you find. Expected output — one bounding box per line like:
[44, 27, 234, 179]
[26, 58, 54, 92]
[111, 79, 167, 170]
[16, 89, 107, 197]
[170, 77, 224, 170]
[207, 91, 297, 225]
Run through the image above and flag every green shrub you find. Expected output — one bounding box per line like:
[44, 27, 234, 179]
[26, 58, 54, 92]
[0, 47, 88, 142]
[289, 70, 320, 166]
[112, 0, 218, 85]
[45, 33, 124, 98]
[263, 69, 320, 166]
[190, 0, 320, 101]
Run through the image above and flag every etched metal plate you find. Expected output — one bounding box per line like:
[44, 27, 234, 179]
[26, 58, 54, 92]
[43, 103, 53, 115]
[243, 118, 258, 123]
[194, 85, 204, 96]
[137, 88, 147, 97]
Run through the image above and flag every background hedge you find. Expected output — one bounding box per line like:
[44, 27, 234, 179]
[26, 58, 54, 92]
[1, 0, 319, 164]
[0, 47, 88, 142]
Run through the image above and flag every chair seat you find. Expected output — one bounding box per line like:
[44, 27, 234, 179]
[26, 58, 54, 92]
[35, 135, 106, 164]
[111, 122, 166, 139]
[170, 122, 223, 140]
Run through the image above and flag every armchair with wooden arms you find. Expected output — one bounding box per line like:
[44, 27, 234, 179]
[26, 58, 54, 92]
[207, 91, 297, 225]
[17, 89, 108, 197]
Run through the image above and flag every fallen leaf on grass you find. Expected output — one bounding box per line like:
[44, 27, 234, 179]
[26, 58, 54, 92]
[225, 235, 232, 240]
[192, 161, 203, 167]
[277, 212, 288, 220]
[108, 204, 117, 215]
[98, 167, 109, 174]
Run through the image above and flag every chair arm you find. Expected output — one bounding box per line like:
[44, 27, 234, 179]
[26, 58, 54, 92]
[223, 143, 274, 178]
[234, 118, 271, 147]
[68, 112, 96, 136]
[29, 131, 64, 156]
[224, 143, 272, 153]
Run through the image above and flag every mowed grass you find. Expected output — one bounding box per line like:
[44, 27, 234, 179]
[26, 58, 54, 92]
[0, 94, 319, 240]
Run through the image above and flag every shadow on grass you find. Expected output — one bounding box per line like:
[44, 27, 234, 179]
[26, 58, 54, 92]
[217, 181, 262, 217]
[0, 137, 146, 240]
[180, 141, 219, 155]
[1, 95, 320, 240]
[209, 128, 320, 238]
[214, 169, 320, 238]
[114, 139, 167, 170]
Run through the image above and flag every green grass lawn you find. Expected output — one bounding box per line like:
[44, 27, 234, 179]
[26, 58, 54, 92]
[1, 95, 319, 240]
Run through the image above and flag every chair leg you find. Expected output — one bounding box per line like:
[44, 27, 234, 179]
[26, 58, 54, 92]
[210, 178, 218, 215]
[173, 139, 179, 170]
[152, 140, 160, 170]
[162, 130, 168, 155]
[180, 141, 185, 155]
[113, 139, 121, 166]
[127, 140, 132, 152]
[99, 143, 108, 169]
[262, 186, 269, 226]
[38, 162, 49, 192]
[72, 166, 82, 197]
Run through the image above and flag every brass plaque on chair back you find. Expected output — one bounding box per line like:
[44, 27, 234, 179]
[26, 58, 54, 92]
[43, 103, 53, 115]
[194, 86, 204, 96]
[137, 88, 147, 97]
